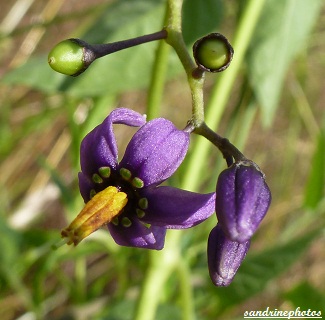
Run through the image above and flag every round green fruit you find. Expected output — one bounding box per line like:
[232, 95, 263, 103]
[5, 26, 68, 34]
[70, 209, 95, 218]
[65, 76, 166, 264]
[48, 39, 84, 76]
[193, 33, 234, 72]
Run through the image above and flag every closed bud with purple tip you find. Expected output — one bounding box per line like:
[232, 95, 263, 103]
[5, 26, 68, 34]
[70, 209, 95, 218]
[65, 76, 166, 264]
[207, 224, 250, 286]
[215, 160, 271, 243]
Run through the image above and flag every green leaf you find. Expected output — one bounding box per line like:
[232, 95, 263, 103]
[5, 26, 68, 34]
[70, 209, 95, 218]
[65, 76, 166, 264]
[37, 156, 76, 208]
[2, 55, 66, 94]
[64, 0, 166, 97]
[182, 0, 223, 45]
[95, 299, 135, 320]
[3, 0, 166, 97]
[247, 0, 323, 126]
[0, 215, 21, 268]
[303, 131, 325, 209]
[283, 281, 325, 311]
[213, 229, 321, 313]
[3, 0, 225, 98]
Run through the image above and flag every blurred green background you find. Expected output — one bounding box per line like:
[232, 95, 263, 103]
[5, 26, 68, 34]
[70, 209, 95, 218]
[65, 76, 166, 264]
[0, 0, 324, 319]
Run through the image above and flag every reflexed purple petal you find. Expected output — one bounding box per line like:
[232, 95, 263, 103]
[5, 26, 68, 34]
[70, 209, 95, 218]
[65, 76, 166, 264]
[107, 217, 166, 250]
[141, 186, 215, 229]
[78, 172, 95, 203]
[216, 161, 271, 242]
[80, 108, 146, 177]
[207, 224, 250, 286]
[120, 118, 189, 186]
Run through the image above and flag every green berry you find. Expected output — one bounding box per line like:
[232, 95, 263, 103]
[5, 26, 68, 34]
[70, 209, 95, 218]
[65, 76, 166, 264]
[48, 39, 85, 76]
[197, 40, 227, 70]
[193, 33, 234, 73]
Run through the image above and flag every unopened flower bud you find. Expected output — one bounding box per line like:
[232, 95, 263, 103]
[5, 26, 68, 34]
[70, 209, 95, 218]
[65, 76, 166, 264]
[215, 160, 271, 243]
[193, 33, 234, 72]
[48, 39, 96, 76]
[207, 224, 250, 286]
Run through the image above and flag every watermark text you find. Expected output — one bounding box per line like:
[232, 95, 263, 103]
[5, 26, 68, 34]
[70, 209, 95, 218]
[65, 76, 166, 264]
[244, 307, 322, 319]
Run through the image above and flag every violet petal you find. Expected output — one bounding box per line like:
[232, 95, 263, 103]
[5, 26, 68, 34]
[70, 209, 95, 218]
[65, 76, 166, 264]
[207, 224, 250, 286]
[216, 161, 271, 242]
[78, 172, 95, 203]
[107, 217, 166, 250]
[141, 186, 215, 229]
[80, 108, 146, 178]
[119, 118, 189, 187]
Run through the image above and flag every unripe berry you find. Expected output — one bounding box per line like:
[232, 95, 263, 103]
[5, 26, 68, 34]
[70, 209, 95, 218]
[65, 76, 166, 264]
[48, 31, 168, 77]
[193, 33, 234, 72]
[48, 39, 93, 76]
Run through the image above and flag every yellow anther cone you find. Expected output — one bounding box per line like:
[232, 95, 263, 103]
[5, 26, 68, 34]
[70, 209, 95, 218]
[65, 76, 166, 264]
[61, 186, 128, 246]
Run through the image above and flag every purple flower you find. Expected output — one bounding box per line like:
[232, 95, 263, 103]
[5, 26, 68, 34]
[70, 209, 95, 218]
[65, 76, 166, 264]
[62, 108, 215, 249]
[215, 160, 271, 243]
[207, 224, 250, 286]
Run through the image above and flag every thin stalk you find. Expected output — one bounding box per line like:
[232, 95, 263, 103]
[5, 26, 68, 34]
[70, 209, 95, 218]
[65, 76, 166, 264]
[133, 2, 186, 319]
[181, 0, 266, 190]
[90, 30, 168, 58]
[177, 259, 195, 320]
[134, 232, 179, 320]
[165, 0, 205, 126]
[69, 30, 168, 76]
[146, 9, 171, 120]
[165, 0, 195, 75]
[75, 257, 87, 302]
[195, 122, 246, 165]
[146, 40, 170, 120]
[134, 0, 262, 318]
[134, 0, 207, 318]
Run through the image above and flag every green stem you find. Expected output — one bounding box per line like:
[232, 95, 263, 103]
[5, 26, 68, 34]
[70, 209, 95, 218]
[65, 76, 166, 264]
[135, 0, 260, 317]
[195, 122, 246, 165]
[146, 9, 171, 120]
[181, 0, 266, 190]
[133, 2, 187, 319]
[165, 0, 195, 75]
[177, 259, 195, 320]
[134, 232, 180, 320]
[165, 0, 205, 126]
[146, 41, 170, 120]
[134, 1, 208, 318]
[75, 257, 87, 302]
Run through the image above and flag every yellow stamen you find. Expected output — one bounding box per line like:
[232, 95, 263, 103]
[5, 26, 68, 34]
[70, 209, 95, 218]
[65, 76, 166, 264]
[61, 186, 128, 246]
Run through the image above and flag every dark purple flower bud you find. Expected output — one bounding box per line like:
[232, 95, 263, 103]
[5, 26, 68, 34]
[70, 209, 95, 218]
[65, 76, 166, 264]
[215, 160, 271, 243]
[207, 224, 250, 286]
